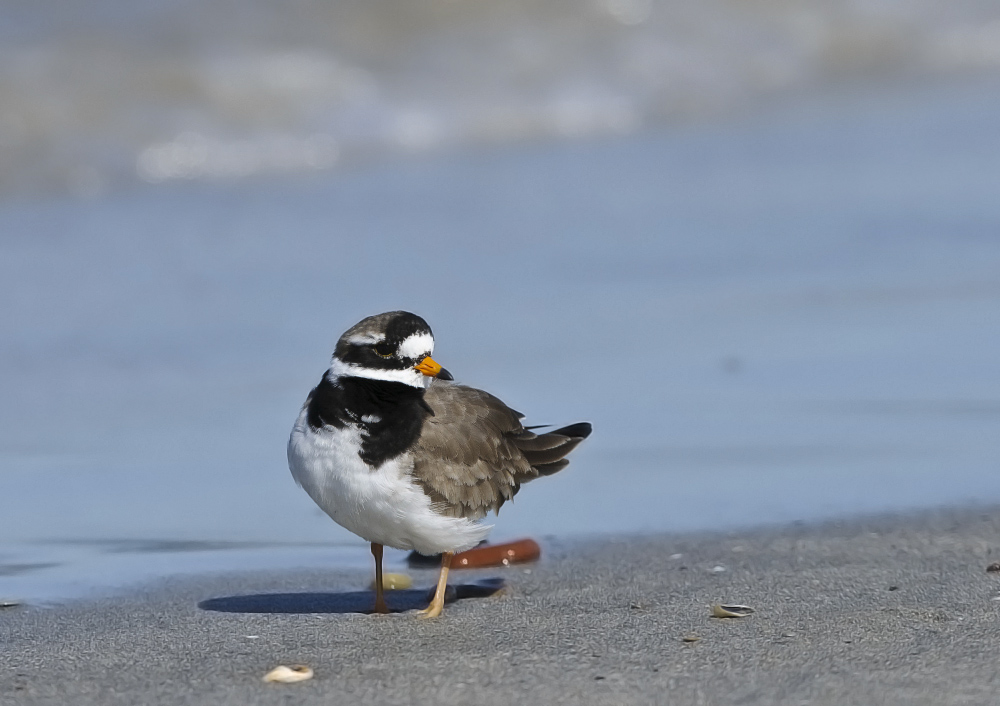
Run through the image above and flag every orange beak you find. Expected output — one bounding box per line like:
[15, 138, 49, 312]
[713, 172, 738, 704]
[414, 356, 454, 380]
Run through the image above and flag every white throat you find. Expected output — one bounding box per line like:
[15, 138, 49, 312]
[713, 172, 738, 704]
[328, 357, 431, 389]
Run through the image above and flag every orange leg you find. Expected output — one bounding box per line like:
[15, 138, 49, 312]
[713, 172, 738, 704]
[416, 551, 453, 619]
[371, 543, 389, 614]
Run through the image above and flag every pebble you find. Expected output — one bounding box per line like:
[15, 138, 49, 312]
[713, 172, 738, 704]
[711, 565, 726, 573]
[987, 562, 1000, 573]
[263, 665, 314, 684]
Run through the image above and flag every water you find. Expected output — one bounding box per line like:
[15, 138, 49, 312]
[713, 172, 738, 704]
[3, 0, 1000, 197]
[2, 2, 1000, 603]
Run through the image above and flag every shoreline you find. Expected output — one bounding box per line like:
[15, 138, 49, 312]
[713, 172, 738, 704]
[4, 504, 1000, 705]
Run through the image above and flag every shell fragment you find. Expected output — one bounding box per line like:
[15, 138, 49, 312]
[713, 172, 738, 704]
[263, 665, 314, 683]
[369, 573, 413, 590]
[711, 604, 755, 618]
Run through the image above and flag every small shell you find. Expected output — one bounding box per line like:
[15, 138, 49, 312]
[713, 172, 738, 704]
[263, 665, 314, 683]
[711, 604, 755, 618]
[681, 634, 701, 643]
[370, 573, 413, 591]
[453, 539, 541, 569]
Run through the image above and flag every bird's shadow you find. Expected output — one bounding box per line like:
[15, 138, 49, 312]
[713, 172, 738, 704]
[198, 577, 505, 615]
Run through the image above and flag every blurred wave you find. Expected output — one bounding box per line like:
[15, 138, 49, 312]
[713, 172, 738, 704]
[2, 0, 1000, 197]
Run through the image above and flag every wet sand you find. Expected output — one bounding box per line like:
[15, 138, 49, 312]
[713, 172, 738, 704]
[4, 505, 1000, 705]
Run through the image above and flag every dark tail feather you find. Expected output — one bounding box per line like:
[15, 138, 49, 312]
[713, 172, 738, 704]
[512, 421, 592, 478]
[550, 422, 592, 439]
[522, 422, 593, 438]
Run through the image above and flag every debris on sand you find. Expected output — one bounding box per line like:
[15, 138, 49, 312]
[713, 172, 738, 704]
[369, 573, 413, 590]
[263, 665, 314, 684]
[711, 604, 754, 618]
[409, 538, 541, 569]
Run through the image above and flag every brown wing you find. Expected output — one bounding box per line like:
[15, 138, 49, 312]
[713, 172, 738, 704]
[411, 381, 591, 520]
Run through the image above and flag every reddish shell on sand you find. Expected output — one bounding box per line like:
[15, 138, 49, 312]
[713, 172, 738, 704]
[453, 538, 541, 569]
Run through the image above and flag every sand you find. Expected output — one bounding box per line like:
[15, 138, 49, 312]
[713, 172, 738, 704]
[4, 505, 1000, 705]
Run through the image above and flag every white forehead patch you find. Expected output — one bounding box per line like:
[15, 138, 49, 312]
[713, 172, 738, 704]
[397, 332, 434, 360]
[347, 333, 384, 345]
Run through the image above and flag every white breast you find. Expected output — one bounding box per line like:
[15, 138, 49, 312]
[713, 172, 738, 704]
[287, 405, 491, 555]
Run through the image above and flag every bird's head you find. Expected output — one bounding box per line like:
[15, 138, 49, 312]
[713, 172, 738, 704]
[328, 311, 453, 389]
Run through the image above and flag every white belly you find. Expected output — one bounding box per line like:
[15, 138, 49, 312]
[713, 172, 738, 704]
[287, 406, 491, 555]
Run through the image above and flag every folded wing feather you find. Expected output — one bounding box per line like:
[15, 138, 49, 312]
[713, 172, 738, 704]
[411, 381, 591, 520]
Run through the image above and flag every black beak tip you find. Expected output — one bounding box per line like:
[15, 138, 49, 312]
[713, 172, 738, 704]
[437, 367, 454, 381]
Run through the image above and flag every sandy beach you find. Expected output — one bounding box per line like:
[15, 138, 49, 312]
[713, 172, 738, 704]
[3, 3, 1000, 704]
[4, 504, 1000, 705]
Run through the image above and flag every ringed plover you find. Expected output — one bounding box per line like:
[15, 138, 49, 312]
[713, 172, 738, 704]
[287, 311, 591, 618]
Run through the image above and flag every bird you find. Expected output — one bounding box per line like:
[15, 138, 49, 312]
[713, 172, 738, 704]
[287, 311, 592, 618]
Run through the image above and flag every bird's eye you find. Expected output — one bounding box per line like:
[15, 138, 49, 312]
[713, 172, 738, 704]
[373, 343, 394, 358]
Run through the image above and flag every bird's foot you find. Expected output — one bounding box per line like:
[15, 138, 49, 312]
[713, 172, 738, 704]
[415, 602, 443, 619]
